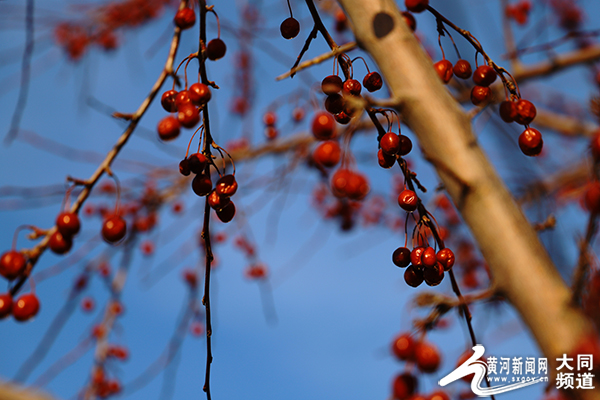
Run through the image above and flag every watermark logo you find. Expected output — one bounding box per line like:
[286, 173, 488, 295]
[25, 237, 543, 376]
[439, 345, 547, 396]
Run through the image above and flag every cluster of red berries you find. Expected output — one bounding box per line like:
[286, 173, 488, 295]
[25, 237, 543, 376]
[49, 211, 81, 255]
[321, 70, 382, 125]
[505, 0, 532, 25]
[263, 111, 278, 140]
[92, 367, 122, 399]
[392, 245, 455, 288]
[157, 82, 212, 141]
[390, 331, 449, 400]
[179, 153, 238, 223]
[377, 130, 413, 169]
[0, 290, 39, 322]
[499, 97, 542, 157]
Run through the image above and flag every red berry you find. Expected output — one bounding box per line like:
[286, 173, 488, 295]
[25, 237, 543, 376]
[208, 190, 231, 211]
[363, 72, 383, 92]
[342, 79, 361, 96]
[321, 75, 343, 95]
[391, 333, 415, 360]
[56, 212, 81, 237]
[585, 182, 600, 214]
[0, 251, 26, 280]
[157, 116, 180, 141]
[453, 59, 472, 79]
[392, 247, 411, 268]
[81, 297, 95, 312]
[263, 111, 277, 126]
[514, 99, 537, 125]
[434, 60, 453, 84]
[470, 86, 492, 106]
[188, 83, 212, 105]
[280, 17, 300, 39]
[313, 141, 341, 168]
[215, 174, 238, 197]
[378, 149, 396, 169]
[188, 153, 208, 174]
[324, 94, 345, 114]
[192, 173, 212, 197]
[423, 263, 444, 286]
[177, 105, 200, 128]
[102, 215, 127, 244]
[331, 169, 352, 198]
[499, 100, 517, 123]
[401, 11, 417, 31]
[175, 90, 192, 110]
[206, 38, 226, 61]
[380, 132, 401, 155]
[13, 293, 40, 322]
[518, 128, 543, 156]
[429, 391, 450, 400]
[216, 201, 236, 223]
[405, 0, 429, 13]
[404, 265, 423, 287]
[264, 126, 278, 140]
[0, 293, 12, 319]
[345, 171, 370, 200]
[399, 135, 413, 156]
[49, 231, 73, 255]
[334, 111, 351, 125]
[415, 341, 441, 373]
[436, 248, 455, 270]
[410, 246, 425, 266]
[160, 90, 178, 112]
[421, 246, 436, 267]
[472, 65, 497, 86]
[179, 158, 191, 176]
[592, 130, 600, 160]
[312, 112, 336, 140]
[392, 372, 418, 400]
[174, 8, 196, 30]
[398, 189, 418, 212]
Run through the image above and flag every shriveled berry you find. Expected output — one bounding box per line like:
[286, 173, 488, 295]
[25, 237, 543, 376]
[179, 158, 191, 176]
[206, 38, 226, 60]
[514, 99, 537, 125]
[216, 201, 236, 223]
[518, 128, 543, 156]
[160, 90, 178, 112]
[470, 86, 492, 106]
[399, 135, 413, 156]
[335, 111, 351, 125]
[342, 79, 361, 96]
[398, 189, 418, 212]
[215, 174, 238, 197]
[401, 11, 417, 31]
[392, 247, 411, 268]
[380, 132, 401, 156]
[499, 100, 517, 123]
[404, 265, 424, 288]
[188, 83, 212, 105]
[280, 17, 300, 39]
[414, 341, 441, 373]
[453, 59, 472, 79]
[49, 231, 73, 255]
[321, 75, 343, 95]
[391, 333, 414, 360]
[436, 248, 455, 270]
[192, 173, 212, 197]
[313, 141, 341, 168]
[188, 153, 208, 174]
[363, 72, 383, 92]
[312, 112, 336, 140]
[13, 293, 40, 322]
[157, 116, 180, 141]
[423, 263, 444, 286]
[208, 190, 231, 211]
[472, 65, 497, 86]
[0, 251, 26, 280]
[0, 293, 12, 319]
[56, 212, 81, 237]
[421, 246, 436, 267]
[405, 0, 429, 13]
[174, 8, 196, 30]
[324, 94, 345, 114]
[177, 105, 200, 128]
[102, 215, 127, 244]
[378, 149, 396, 169]
[434, 60, 453, 84]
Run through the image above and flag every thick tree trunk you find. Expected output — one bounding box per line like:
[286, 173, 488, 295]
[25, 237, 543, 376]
[336, 0, 598, 396]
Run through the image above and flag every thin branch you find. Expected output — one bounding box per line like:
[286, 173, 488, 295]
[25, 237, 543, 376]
[277, 41, 357, 80]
